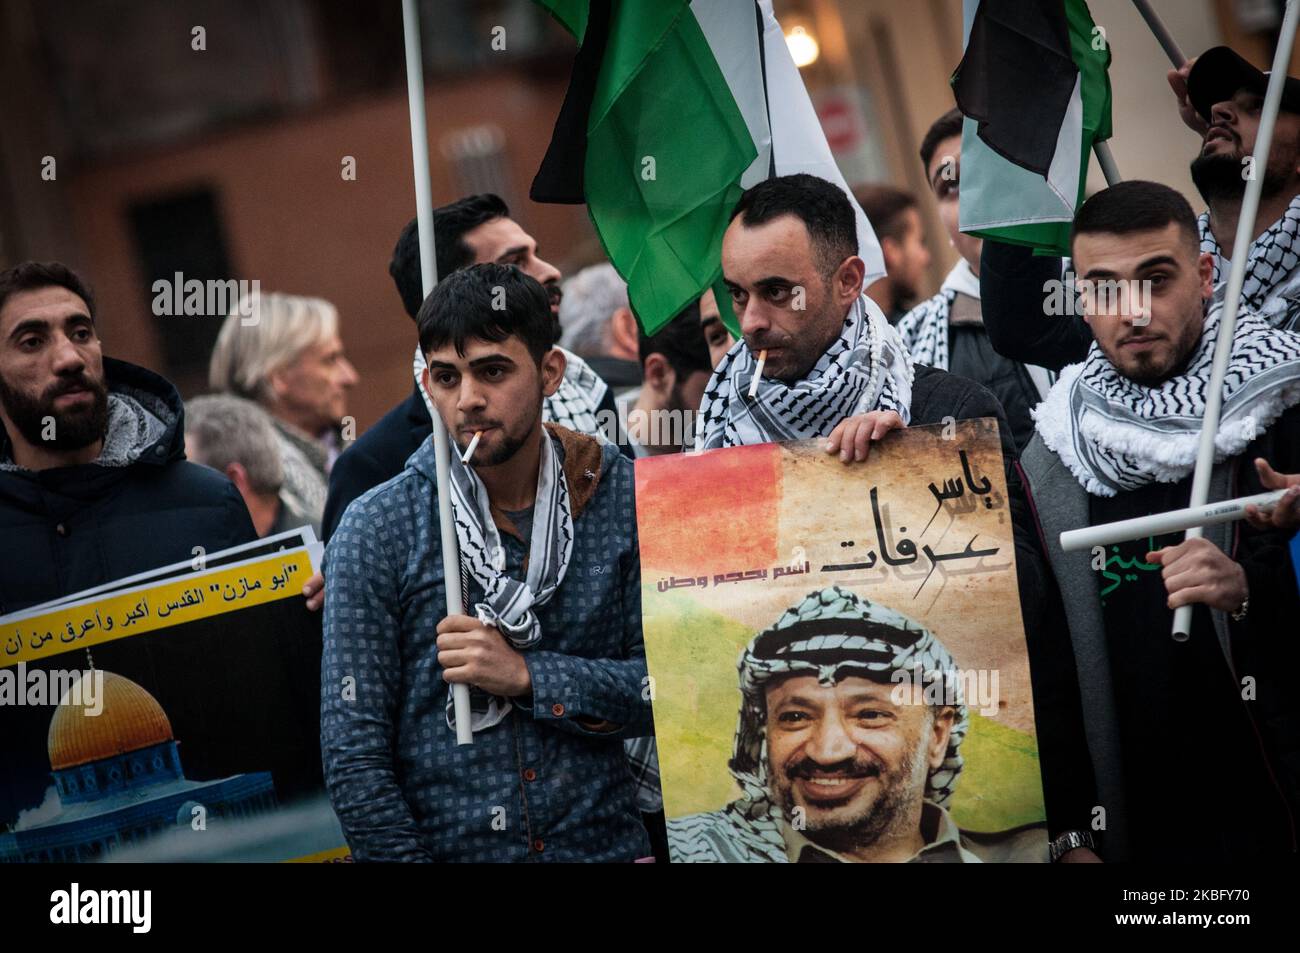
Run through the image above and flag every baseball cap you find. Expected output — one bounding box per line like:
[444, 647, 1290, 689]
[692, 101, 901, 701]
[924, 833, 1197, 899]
[1187, 46, 1300, 122]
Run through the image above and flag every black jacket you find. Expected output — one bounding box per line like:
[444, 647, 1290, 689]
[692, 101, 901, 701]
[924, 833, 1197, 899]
[0, 357, 256, 615]
[911, 363, 1096, 843]
[322, 387, 430, 543]
[980, 240, 1091, 372]
[946, 324, 1043, 452]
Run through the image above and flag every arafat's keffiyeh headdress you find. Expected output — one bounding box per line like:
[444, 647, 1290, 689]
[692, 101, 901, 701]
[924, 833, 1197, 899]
[725, 586, 969, 851]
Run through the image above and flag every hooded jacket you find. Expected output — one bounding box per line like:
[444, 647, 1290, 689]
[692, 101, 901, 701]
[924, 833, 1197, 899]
[0, 357, 257, 615]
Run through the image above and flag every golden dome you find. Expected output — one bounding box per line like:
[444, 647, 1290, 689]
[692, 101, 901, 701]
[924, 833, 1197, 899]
[47, 671, 174, 770]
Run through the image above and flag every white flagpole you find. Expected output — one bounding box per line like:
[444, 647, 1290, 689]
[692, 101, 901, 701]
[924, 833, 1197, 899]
[1093, 141, 1122, 186]
[1170, 0, 1299, 642]
[1059, 488, 1289, 552]
[402, 0, 473, 743]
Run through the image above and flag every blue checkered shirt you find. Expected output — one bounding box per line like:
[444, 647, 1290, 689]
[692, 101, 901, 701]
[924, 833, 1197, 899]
[321, 436, 653, 861]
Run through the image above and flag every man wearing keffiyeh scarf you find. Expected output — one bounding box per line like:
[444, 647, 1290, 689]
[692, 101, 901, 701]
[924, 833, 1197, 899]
[980, 47, 1300, 376]
[693, 173, 1039, 463]
[666, 586, 1047, 863]
[321, 263, 657, 862]
[1021, 181, 1300, 862]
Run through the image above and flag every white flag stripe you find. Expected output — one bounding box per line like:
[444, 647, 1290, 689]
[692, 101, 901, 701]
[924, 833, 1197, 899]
[691, 0, 772, 187]
[757, 0, 886, 282]
[690, 0, 887, 284]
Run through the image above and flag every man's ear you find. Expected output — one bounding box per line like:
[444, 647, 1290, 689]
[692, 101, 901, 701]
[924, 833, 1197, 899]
[610, 306, 640, 361]
[419, 364, 435, 403]
[266, 364, 290, 404]
[835, 255, 867, 304]
[643, 352, 673, 396]
[540, 347, 566, 398]
[879, 236, 901, 274]
[928, 706, 956, 770]
[1197, 250, 1216, 301]
[224, 461, 252, 496]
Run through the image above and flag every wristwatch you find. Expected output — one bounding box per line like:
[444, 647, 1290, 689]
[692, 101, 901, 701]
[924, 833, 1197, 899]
[1048, 830, 1096, 862]
[1231, 596, 1249, 622]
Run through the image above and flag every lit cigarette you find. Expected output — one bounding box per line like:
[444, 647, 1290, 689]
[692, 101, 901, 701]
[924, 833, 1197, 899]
[461, 431, 482, 463]
[749, 349, 767, 398]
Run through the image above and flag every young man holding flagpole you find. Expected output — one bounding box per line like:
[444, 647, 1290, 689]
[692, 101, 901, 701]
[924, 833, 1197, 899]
[321, 265, 654, 862]
[1022, 181, 1300, 861]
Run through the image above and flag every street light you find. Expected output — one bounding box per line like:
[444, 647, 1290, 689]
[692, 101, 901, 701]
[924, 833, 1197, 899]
[785, 24, 820, 68]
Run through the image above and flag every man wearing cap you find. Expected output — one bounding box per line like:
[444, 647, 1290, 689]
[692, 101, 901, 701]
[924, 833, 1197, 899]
[982, 45, 1300, 370]
[666, 586, 1046, 863]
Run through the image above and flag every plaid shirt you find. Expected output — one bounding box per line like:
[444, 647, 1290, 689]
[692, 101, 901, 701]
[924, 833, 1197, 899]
[321, 436, 653, 861]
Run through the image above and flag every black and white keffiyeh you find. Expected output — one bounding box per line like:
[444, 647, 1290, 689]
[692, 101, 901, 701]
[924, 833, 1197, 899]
[413, 351, 574, 731]
[1198, 194, 1300, 330]
[896, 259, 982, 370]
[723, 586, 969, 856]
[1033, 303, 1300, 497]
[545, 346, 608, 437]
[694, 295, 914, 450]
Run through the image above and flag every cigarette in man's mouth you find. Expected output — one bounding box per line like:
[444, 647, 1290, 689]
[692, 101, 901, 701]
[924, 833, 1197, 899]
[461, 431, 482, 463]
[749, 350, 768, 398]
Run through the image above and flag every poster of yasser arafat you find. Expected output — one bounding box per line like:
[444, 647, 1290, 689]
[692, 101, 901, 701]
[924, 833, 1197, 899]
[635, 420, 1047, 863]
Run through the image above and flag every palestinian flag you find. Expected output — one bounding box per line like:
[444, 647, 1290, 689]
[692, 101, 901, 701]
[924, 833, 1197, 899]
[951, 0, 1113, 256]
[532, 0, 885, 336]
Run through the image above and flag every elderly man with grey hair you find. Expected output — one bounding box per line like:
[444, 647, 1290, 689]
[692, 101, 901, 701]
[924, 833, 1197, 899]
[209, 292, 359, 526]
[185, 394, 319, 537]
[666, 586, 1046, 863]
[558, 263, 642, 392]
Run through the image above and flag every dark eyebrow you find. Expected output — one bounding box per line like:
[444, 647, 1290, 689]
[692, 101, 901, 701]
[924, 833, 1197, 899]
[426, 352, 517, 372]
[8, 313, 91, 342]
[468, 353, 516, 369]
[495, 245, 529, 263]
[774, 694, 822, 711]
[754, 276, 796, 291]
[1134, 255, 1180, 272]
[700, 315, 721, 329]
[1082, 255, 1180, 281]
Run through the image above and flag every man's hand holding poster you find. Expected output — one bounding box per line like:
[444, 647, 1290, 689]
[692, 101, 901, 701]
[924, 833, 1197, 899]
[636, 420, 1048, 863]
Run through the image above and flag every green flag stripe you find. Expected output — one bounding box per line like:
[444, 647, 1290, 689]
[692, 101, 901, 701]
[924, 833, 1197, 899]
[582, 2, 757, 335]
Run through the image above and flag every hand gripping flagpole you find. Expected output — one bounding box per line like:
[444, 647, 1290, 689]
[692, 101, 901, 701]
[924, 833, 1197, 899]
[1169, 0, 1299, 642]
[402, 0, 473, 743]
